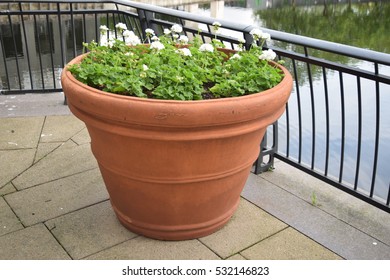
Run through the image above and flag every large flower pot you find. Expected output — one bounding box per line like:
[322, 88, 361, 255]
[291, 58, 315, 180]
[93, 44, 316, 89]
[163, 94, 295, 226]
[61, 53, 293, 240]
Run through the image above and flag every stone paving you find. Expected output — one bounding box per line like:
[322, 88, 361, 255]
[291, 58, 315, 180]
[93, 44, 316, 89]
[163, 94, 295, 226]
[0, 105, 389, 260]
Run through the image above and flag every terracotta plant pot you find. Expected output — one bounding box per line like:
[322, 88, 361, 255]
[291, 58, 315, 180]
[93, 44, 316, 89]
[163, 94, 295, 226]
[61, 52, 293, 240]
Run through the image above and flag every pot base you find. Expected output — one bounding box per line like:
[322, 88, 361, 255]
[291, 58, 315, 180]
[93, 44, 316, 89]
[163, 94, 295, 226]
[112, 199, 239, 240]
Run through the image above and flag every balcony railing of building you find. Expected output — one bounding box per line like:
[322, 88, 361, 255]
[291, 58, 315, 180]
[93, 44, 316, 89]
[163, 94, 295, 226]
[0, 0, 389, 213]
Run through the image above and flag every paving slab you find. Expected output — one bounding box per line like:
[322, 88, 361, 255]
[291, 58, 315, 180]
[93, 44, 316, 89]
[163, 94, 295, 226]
[86, 236, 221, 260]
[0, 149, 36, 188]
[242, 173, 390, 260]
[0, 93, 69, 118]
[260, 161, 390, 246]
[40, 115, 85, 143]
[0, 197, 24, 237]
[5, 168, 109, 226]
[0, 224, 71, 260]
[241, 227, 342, 260]
[0, 116, 43, 149]
[12, 140, 98, 190]
[199, 198, 287, 259]
[46, 200, 137, 259]
[0, 183, 17, 196]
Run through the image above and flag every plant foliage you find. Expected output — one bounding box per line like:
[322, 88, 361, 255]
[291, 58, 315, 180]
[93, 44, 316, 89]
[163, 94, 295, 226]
[68, 23, 284, 100]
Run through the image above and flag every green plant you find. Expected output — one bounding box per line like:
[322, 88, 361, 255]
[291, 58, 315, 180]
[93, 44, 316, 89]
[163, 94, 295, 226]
[68, 22, 284, 101]
[311, 191, 318, 206]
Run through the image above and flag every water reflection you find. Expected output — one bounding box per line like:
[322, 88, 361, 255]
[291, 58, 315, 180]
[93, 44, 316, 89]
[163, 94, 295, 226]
[0, 16, 97, 91]
[255, 0, 390, 53]
[35, 20, 54, 54]
[1, 23, 23, 58]
[65, 19, 84, 52]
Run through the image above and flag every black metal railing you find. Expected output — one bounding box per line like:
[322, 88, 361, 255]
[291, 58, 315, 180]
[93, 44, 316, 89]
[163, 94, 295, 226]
[1, 0, 389, 213]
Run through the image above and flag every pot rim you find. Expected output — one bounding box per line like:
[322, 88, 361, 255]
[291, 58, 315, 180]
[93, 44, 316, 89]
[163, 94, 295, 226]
[61, 50, 293, 129]
[62, 50, 292, 105]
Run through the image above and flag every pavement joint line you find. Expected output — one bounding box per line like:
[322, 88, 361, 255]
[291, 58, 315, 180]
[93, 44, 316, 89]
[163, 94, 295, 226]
[10, 166, 100, 192]
[196, 196, 291, 260]
[80, 235, 140, 260]
[43, 222, 73, 260]
[2, 194, 25, 230]
[34, 115, 54, 162]
[238, 253, 248, 260]
[45, 197, 112, 223]
[196, 236, 224, 260]
[1, 150, 35, 190]
[9, 196, 111, 230]
[230, 225, 293, 259]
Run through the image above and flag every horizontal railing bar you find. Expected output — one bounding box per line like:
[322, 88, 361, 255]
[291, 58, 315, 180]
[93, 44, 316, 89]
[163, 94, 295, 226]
[0, 7, 121, 15]
[274, 48, 390, 85]
[260, 27, 390, 67]
[0, 89, 63, 94]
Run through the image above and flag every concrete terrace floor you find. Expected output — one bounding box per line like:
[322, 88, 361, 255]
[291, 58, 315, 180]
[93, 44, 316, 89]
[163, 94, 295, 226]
[0, 93, 389, 260]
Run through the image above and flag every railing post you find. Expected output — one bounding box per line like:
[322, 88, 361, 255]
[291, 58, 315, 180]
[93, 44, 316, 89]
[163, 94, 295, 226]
[254, 122, 278, 174]
[243, 30, 253, 50]
[56, 2, 67, 105]
[137, 8, 157, 38]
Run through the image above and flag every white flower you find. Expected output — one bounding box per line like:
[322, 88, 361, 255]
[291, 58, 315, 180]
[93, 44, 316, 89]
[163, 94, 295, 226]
[179, 35, 189, 44]
[259, 49, 277, 61]
[143, 64, 149, 71]
[145, 28, 155, 36]
[199, 43, 214, 52]
[99, 36, 108, 47]
[250, 28, 263, 40]
[262, 32, 271, 42]
[172, 34, 179, 39]
[123, 30, 141, 46]
[230, 53, 241, 60]
[107, 38, 115, 48]
[125, 36, 141, 46]
[150, 41, 165, 51]
[163, 28, 171, 35]
[115, 23, 127, 31]
[99, 25, 109, 33]
[151, 36, 159, 41]
[171, 24, 183, 33]
[176, 48, 192, 57]
[99, 26, 109, 46]
[123, 30, 135, 37]
[238, 38, 246, 44]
